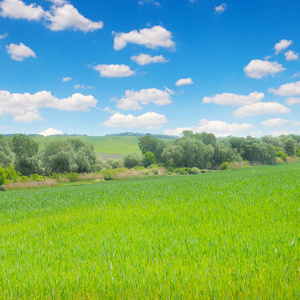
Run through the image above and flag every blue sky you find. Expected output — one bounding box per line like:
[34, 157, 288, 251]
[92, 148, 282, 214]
[0, 0, 300, 137]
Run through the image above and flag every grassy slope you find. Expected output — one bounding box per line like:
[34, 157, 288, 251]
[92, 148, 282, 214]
[31, 135, 141, 154]
[0, 164, 300, 298]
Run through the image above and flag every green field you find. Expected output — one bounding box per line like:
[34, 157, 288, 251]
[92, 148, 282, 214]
[31, 135, 141, 154]
[1, 164, 300, 298]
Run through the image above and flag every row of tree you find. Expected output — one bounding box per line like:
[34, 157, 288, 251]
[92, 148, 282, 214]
[0, 132, 300, 177]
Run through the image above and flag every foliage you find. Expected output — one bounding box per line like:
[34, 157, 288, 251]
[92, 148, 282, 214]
[220, 161, 229, 170]
[66, 172, 80, 182]
[123, 152, 143, 168]
[142, 151, 156, 167]
[0, 135, 15, 168]
[102, 169, 113, 181]
[190, 167, 201, 174]
[283, 138, 297, 156]
[0, 167, 6, 185]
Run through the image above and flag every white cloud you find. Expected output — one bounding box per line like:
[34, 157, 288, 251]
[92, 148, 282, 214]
[175, 78, 193, 86]
[269, 81, 300, 96]
[116, 88, 172, 110]
[203, 91, 264, 107]
[113, 25, 175, 51]
[39, 128, 63, 136]
[138, 0, 160, 6]
[164, 119, 254, 137]
[6, 42, 36, 61]
[0, 0, 103, 32]
[285, 97, 300, 105]
[0, 0, 45, 21]
[271, 130, 290, 137]
[93, 64, 135, 78]
[131, 54, 168, 65]
[73, 84, 93, 89]
[102, 107, 117, 114]
[0, 90, 97, 122]
[215, 3, 227, 14]
[0, 33, 8, 39]
[233, 102, 290, 118]
[244, 60, 285, 79]
[103, 112, 167, 129]
[261, 118, 300, 128]
[46, 3, 103, 32]
[284, 50, 299, 61]
[274, 39, 292, 55]
[261, 118, 289, 127]
[62, 76, 72, 82]
[293, 72, 300, 78]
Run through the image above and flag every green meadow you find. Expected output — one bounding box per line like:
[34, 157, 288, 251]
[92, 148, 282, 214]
[0, 164, 299, 299]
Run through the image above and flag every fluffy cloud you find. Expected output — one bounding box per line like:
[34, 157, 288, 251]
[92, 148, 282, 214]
[62, 76, 72, 82]
[0, 90, 97, 122]
[116, 88, 172, 110]
[138, 0, 160, 6]
[93, 64, 135, 78]
[285, 97, 300, 105]
[0, 0, 45, 21]
[284, 50, 299, 61]
[175, 78, 193, 86]
[269, 81, 300, 96]
[0, 33, 8, 39]
[113, 26, 175, 51]
[46, 2, 103, 32]
[6, 43, 36, 61]
[103, 112, 167, 129]
[274, 39, 292, 55]
[203, 91, 264, 106]
[215, 3, 227, 13]
[233, 102, 290, 118]
[131, 54, 168, 65]
[261, 118, 300, 127]
[0, 0, 103, 32]
[244, 60, 285, 79]
[39, 128, 63, 136]
[164, 119, 254, 137]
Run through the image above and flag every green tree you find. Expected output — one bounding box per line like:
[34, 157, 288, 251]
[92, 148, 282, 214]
[0, 136, 15, 168]
[123, 152, 142, 168]
[142, 151, 156, 167]
[284, 138, 296, 156]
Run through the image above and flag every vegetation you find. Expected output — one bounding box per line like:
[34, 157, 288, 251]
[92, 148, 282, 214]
[0, 164, 299, 298]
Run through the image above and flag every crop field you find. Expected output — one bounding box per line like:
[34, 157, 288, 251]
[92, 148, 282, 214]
[0, 164, 299, 299]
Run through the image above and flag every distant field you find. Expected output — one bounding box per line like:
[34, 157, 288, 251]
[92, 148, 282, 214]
[1, 163, 299, 298]
[31, 135, 141, 154]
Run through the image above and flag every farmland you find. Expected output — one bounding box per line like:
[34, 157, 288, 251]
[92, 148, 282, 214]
[0, 163, 299, 298]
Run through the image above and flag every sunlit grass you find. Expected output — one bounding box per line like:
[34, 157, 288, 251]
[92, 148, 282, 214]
[0, 164, 299, 298]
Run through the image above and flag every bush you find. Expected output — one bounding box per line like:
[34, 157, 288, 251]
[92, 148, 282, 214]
[30, 174, 45, 182]
[220, 162, 229, 170]
[67, 172, 79, 182]
[152, 169, 159, 175]
[0, 167, 6, 185]
[102, 170, 113, 181]
[190, 167, 201, 174]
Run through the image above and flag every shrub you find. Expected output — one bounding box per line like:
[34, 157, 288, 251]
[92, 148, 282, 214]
[67, 172, 79, 182]
[152, 169, 159, 175]
[190, 167, 201, 174]
[102, 170, 113, 181]
[30, 174, 45, 182]
[220, 162, 229, 170]
[0, 167, 6, 185]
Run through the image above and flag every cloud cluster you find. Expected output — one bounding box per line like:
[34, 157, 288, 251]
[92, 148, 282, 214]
[261, 118, 300, 128]
[138, 0, 160, 6]
[0, 90, 97, 122]
[274, 39, 292, 55]
[113, 26, 175, 50]
[6, 42, 36, 61]
[164, 119, 254, 137]
[38, 128, 63, 136]
[175, 78, 193, 86]
[215, 3, 227, 14]
[116, 88, 172, 110]
[93, 64, 135, 78]
[0, 33, 8, 39]
[131, 54, 168, 65]
[244, 60, 285, 79]
[284, 50, 298, 61]
[62, 77, 72, 82]
[103, 112, 167, 129]
[203, 91, 264, 106]
[233, 102, 290, 118]
[269, 81, 300, 96]
[0, 0, 103, 32]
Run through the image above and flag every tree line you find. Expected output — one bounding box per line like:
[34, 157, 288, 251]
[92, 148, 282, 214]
[0, 132, 300, 180]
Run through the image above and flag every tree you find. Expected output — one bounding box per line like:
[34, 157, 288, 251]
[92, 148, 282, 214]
[142, 151, 156, 167]
[284, 138, 296, 156]
[0, 136, 15, 168]
[123, 152, 142, 168]
[12, 134, 39, 159]
[161, 145, 184, 167]
[138, 134, 166, 162]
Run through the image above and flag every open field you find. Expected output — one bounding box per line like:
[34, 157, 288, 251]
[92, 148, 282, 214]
[0, 164, 300, 298]
[30, 135, 141, 154]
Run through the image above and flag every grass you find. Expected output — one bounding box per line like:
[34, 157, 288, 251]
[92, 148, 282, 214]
[30, 135, 142, 154]
[0, 163, 299, 298]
